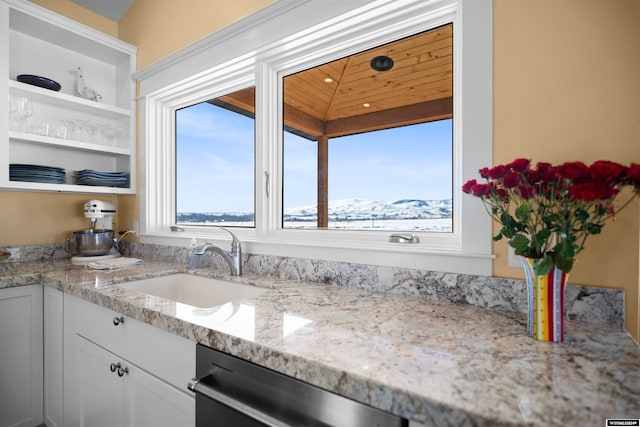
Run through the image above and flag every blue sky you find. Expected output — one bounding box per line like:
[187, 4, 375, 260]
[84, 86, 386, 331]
[177, 102, 452, 213]
[176, 103, 255, 212]
[285, 120, 452, 208]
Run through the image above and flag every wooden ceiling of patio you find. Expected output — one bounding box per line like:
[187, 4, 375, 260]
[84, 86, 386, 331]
[219, 23, 453, 140]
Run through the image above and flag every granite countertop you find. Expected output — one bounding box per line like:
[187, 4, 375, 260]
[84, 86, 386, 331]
[1, 259, 638, 426]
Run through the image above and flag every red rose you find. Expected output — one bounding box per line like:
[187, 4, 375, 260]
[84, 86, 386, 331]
[503, 172, 521, 188]
[569, 182, 618, 202]
[507, 158, 531, 172]
[496, 188, 509, 200]
[462, 179, 477, 194]
[479, 167, 490, 179]
[627, 163, 640, 184]
[471, 184, 491, 197]
[535, 163, 557, 183]
[522, 169, 540, 184]
[518, 185, 535, 199]
[556, 162, 590, 182]
[488, 165, 508, 179]
[541, 171, 558, 183]
[590, 160, 626, 183]
[595, 203, 615, 215]
[536, 162, 554, 174]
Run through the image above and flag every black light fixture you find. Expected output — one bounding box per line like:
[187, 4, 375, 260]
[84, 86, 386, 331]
[370, 55, 394, 72]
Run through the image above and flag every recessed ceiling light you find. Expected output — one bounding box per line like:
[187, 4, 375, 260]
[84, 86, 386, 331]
[324, 77, 333, 83]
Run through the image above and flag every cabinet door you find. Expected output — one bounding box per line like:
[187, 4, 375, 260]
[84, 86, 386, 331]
[65, 334, 126, 427]
[0, 285, 43, 427]
[125, 362, 195, 427]
[64, 295, 195, 426]
[44, 287, 64, 427]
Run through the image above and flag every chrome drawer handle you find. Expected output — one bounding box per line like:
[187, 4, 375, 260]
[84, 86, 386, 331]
[117, 365, 129, 377]
[110, 362, 129, 377]
[113, 316, 125, 326]
[188, 376, 294, 427]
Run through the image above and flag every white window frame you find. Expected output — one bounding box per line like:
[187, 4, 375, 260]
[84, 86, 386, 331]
[136, 0, 493, 275]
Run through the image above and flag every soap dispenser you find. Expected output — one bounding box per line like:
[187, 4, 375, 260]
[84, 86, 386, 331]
[186, 237, 201, 269]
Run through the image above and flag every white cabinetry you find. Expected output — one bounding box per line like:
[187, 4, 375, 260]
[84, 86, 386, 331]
[44, 287, 64, 427]
[0, 0, 136, 194]
[63, 294, 195, 427]
[0, 285, 43, 427]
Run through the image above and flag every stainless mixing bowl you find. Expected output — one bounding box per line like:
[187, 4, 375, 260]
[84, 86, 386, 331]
[70, 229, 114, 256]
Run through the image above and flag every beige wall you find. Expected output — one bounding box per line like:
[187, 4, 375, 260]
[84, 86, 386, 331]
[4, 0, 639, 338]
[0, 193, 118, 244]
[119, 0, 278, 69]
[493, 0, 640, 339]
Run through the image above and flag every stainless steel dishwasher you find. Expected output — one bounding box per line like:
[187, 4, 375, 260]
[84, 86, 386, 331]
[188, 344, 408, 427]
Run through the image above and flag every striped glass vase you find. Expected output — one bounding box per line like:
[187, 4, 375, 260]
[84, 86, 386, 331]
[520, 257, 569, 342]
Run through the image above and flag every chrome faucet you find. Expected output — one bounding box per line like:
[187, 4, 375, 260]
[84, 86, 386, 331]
[193, 227, 242, 276]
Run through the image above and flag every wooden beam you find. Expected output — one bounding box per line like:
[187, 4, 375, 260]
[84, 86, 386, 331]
[284, 103, 325, 138]
[218, 87, 256, 113]
[317, 135, 329, 228]
[323, 96, 452, 138]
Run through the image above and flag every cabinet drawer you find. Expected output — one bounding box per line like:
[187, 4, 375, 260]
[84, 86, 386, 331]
[64, 294, 195, 391]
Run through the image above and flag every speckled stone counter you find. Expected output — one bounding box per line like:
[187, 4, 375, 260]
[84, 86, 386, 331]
[0, 259, 638, 426]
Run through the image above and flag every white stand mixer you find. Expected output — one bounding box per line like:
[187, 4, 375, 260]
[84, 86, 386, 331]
[70, 199, 120, 265]
[83, 199, 116, 229]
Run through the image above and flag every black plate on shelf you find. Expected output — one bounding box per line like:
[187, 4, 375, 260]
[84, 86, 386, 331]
[17, 74, 62, 91]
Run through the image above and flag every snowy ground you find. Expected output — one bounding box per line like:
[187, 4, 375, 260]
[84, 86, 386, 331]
[180, 218, 452, 232]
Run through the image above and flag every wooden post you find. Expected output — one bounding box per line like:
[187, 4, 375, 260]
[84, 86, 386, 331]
[317, 135, 329, 228]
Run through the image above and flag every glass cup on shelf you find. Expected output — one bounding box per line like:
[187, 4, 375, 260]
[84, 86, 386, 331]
[28, 122, 51, 137]
[61, 119, 82, 141]
[8, 95, 33, 132]
[8, 94, 16, 127]
[101, 124, 125, 147]
[82, 120, 101, 144]
[52, 122, 69, 139]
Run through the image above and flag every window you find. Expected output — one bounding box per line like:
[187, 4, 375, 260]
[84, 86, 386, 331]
[283, 121, 453, 231]
[282, 26, 453, 232]
[175, 87, 256, 227]
[137, 0, 493, 275]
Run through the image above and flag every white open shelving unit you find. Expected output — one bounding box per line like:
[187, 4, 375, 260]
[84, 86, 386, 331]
[0, 0, 137, 194]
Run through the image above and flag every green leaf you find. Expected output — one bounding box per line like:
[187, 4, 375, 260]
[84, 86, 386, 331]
[585, 223, 603, 235]
[500, 212, 517, 228]
[542, 214, 560, 229]
[492, 231, 503, 241]
[560, 239, 575, 259]
[535, 254, 554, 275]
[509, 234, 530, 254]
[575, 208, 589, 223]
[501, 225, 514, 239]
[535, 229, 551, 242]
[515, 204, 532, 221]
[555, 252, 574, 273]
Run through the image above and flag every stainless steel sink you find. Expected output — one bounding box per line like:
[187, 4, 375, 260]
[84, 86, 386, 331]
[117, 274, 265, 308]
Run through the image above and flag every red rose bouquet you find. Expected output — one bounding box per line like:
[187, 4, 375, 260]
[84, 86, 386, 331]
[463, 159, 640, 274]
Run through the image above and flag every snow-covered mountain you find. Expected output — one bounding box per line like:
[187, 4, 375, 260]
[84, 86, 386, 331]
[284, 198, 452, 222]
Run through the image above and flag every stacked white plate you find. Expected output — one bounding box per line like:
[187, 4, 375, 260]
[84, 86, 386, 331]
[10, 164, 66, 184]
[74, 170, 129, 187]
